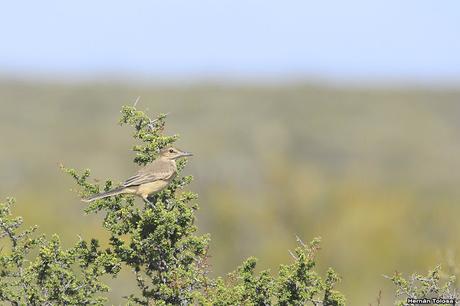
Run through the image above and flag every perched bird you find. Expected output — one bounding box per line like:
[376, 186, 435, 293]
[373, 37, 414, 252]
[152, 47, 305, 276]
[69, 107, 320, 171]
[82, 147, 192, 203]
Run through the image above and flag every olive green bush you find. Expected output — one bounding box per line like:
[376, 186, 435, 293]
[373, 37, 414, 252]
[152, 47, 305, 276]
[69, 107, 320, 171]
[0, 197, 120, 305]
[0, 104, 455, 305]
[387, 266, 458, 306]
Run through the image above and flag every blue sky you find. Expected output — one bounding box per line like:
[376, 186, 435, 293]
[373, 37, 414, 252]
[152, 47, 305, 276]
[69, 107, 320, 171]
[0, 1, 459, 83]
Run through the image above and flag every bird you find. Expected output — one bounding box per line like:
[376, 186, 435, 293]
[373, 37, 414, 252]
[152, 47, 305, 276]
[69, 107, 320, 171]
[82, 146, 192, 203]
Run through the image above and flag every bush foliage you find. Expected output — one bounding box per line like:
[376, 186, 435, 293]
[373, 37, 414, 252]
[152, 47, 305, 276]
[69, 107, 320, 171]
[386, 266, 458, 306]
[0, 105, 456, 305]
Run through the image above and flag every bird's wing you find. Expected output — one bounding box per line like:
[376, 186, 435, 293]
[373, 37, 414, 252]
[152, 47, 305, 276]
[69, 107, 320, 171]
[122, 160, 175, 187]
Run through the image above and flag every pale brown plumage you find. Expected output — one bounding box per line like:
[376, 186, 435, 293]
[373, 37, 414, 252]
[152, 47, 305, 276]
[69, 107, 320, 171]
[82, 147, 192, 202]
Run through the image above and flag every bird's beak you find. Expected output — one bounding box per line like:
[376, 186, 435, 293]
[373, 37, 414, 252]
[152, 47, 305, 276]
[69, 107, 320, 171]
[181, 151, 193, 157]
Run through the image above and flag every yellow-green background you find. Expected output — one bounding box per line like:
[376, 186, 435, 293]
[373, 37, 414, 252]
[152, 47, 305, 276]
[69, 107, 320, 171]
[1, 81, 459, 304]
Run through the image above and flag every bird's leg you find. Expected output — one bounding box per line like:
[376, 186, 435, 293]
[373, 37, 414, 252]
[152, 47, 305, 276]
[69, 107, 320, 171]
[144, 194, 160, 206]
[142, 194, 153, 205]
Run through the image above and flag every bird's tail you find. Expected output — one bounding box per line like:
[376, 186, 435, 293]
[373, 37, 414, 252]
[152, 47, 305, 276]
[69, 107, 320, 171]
[82, 187, 126, 202]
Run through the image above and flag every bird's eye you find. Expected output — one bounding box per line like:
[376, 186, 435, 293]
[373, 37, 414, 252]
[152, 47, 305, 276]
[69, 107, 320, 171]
[169, 149, 174, 153]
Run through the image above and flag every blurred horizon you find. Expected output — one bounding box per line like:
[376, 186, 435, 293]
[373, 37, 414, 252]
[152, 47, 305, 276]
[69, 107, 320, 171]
[1, 1, 460, 84]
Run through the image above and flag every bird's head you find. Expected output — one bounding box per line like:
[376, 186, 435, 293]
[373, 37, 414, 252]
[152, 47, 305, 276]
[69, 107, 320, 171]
[159, 147, 193, 160]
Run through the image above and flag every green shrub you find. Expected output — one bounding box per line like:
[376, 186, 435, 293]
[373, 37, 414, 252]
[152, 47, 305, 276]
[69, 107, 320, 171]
[2, 104, 454, 305]
[387, 265, 458, 306]
[0, 198, 120, 305]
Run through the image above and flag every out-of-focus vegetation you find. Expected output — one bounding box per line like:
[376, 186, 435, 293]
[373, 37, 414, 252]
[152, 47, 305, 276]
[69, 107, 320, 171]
[0, 80, 459, 304]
